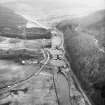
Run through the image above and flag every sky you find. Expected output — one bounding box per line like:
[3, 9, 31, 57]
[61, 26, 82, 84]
[1, 0, 104, 15]
[0, 0, 104, 27]
[0, 0, 104, 9]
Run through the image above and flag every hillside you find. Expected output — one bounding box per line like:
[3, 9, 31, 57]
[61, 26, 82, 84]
[0, 5, 27, 27]
[56, 9, 105, 105]
[77, 9, 105, 47]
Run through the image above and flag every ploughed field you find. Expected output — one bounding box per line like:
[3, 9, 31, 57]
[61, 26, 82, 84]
[56, 9, 105, 105]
